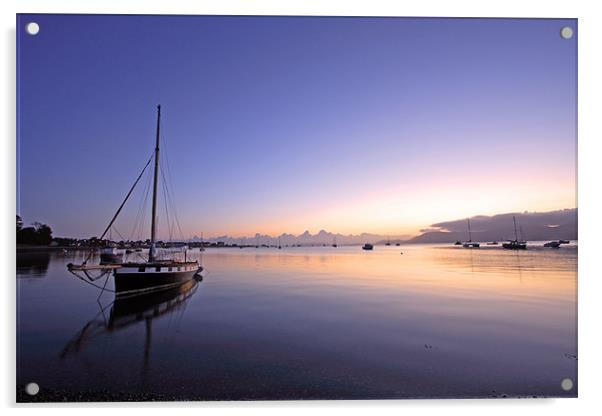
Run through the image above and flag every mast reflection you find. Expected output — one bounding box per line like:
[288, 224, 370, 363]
[60, 278, 201, 375]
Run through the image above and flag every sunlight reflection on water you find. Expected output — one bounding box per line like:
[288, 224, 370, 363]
[17, 244, 577, 400]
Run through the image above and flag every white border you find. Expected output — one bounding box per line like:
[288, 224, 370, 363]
[3, 0, 601, 414]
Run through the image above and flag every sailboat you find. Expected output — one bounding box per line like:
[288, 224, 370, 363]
[68, 105, 202, 295]
[332, 236, 337, 248]
[502, 216, 527, 250]
[199, 232, 205, 251]
[462, 218, 480, 248]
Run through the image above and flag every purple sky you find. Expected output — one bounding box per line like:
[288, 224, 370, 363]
[17, 15, 577, 239]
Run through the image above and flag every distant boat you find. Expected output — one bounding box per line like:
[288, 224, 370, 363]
[502, 216, 527, 250]
[332, 236, 337, 248]
[199, 232, 205, 251]
[503, 240, 527, 250]
[559, 239, 570, 244]
[544, 241, 561, 248]
[462, 218, 480, 248]
[385, 236, 391, 246]
[100, 247, 123, 264]
[454, 241, 462, 245]
[486, 241, 499, 245]
[362, 243, 374, 251]
[395, 243, 401, 246]
[278, 237, 282, 249]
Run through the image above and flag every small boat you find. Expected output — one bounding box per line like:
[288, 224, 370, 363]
[362, 243, 374, 250]
[463, 242, 480, 248]
[100, 247, 123, 264]
[462, 218, 480, 248]
[486, 241, 499, 245]
[544, 241, 561, 248]
[385, 237, 391, 246]
[395, 243, 401, 246]
[454, 241, 462, 246]
[332, 236, 337, 248]
[502, 216, 527, 250]
[502, 240, 527, 250]
[559, 239, 570, 244]
[125, 249, 134, 254]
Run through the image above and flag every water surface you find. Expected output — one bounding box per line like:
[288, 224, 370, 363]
[17, 244, 577, 401]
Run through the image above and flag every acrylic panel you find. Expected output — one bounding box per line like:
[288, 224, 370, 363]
[16, 14, 577, 402]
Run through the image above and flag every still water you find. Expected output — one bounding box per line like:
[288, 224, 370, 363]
[17, 244, 577, 401]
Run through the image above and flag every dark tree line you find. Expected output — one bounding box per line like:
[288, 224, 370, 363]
[17, 215, 53, 245]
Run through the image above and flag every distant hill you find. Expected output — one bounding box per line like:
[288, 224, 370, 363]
[406, 208, 577, 244]
[192, 230, 412, 246]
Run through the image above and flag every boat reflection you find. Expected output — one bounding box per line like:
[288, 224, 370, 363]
[17, 251, 51, 277]
[60, 279, 200, 361]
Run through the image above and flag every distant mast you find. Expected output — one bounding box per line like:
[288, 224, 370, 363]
[513, 215, 519, 242]
[467, 218, 473, 242]
[149, 105, 161, 262]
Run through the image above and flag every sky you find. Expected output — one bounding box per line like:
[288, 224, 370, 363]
[17, 15, 577, 239]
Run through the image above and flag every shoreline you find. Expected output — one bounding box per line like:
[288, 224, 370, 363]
[16, 245, 92, 253]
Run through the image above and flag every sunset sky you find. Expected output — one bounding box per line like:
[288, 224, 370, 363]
[17, 15, 577, 239]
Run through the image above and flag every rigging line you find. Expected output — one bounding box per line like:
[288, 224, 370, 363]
[165, 179, 184, 241]
[160, 158, 172, 242]
[136, 171, 152, 242]
[158, 144, 173, 241]
[161, 130, 185, 241]
[131, 152, 153, 242]
[129, 163, 151, 240]
[83, 155, 153, 265]
[111, 225, 127, 243]
[69, 270, 116, 293]
[130, 162, 153, 241]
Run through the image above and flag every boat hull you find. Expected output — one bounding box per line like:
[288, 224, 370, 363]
[502, 242, 527, 250]
[544, 241, 561, 248]
[462, 243, 480, 248]
[100, 253, 123, 264]
[113, 263, 201, 295]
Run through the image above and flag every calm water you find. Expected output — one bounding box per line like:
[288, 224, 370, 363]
[17, 244, 577, 401]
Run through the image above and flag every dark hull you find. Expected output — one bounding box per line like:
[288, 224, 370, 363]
[502, 243, 527, 250]
[114, 267, 199, 295]
[100, 253, 123, 264]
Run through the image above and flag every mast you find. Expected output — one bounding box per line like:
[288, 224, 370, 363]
[519, 225, 525, 242]
[149, 105, 161, 262]
[467, 218, 472, 242]
[513, 216, 518, 242]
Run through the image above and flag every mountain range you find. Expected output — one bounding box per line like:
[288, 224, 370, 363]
[192, 230, 412, 246]
[193, 208, 577, 245]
